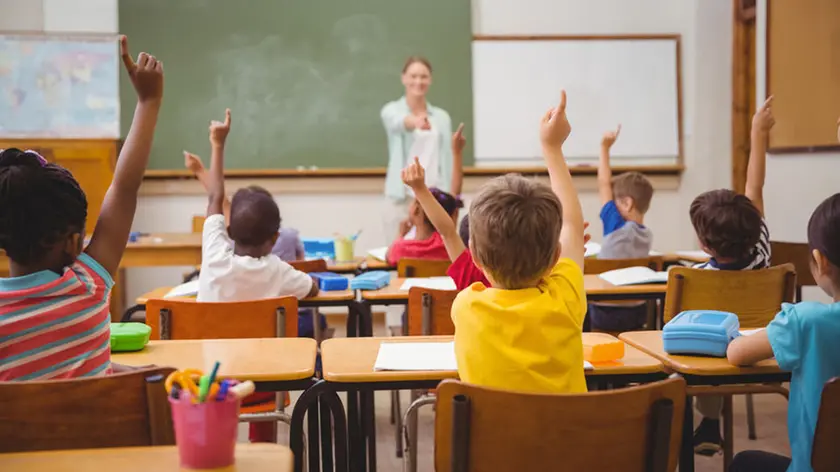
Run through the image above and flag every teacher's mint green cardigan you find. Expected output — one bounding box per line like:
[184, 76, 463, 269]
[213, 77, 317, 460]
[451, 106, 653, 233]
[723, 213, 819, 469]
[380, 97, 453, 202]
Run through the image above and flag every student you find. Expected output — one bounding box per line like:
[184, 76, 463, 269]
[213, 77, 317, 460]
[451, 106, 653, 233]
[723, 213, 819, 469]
[690, 97, 775, 454]
[0, 36, 162, 380]
[589, 125, 655, 331]
[196, 109, 318, 443]
[727, 192, 840, 472]
[451, 90, 588, 393]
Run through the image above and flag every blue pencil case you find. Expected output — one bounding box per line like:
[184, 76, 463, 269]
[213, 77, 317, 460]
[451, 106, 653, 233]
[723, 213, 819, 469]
[349, 271, 391, 290]
[310, 272, 349, 291]
[663, 310, 740, 357]
[302, 238, 336, 260]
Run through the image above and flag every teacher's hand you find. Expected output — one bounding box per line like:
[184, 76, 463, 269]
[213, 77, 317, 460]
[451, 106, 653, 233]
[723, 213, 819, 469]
[404, 114, 431, 131]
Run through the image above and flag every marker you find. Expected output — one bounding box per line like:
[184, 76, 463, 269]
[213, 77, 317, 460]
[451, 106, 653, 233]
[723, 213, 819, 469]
[170, 383, 182, 400]
[216, 379, 231, 401]
[230, 380, 256, 399]
[207, 361, 221, 387]
[198, 375, 211, 403]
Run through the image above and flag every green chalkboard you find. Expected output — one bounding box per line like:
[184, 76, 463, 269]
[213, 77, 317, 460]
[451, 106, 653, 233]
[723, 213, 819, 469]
[119, 0, 473, 171]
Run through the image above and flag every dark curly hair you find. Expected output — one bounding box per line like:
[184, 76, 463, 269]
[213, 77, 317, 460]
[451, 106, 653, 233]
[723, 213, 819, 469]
[808, 193, 840, 271]
[0, 148, 87, 266]
[690, 189, 761, 261]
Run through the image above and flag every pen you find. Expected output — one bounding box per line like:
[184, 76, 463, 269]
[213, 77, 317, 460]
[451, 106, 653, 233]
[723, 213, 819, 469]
[207, 361, 221, 386]
[216, 379, 231, 401]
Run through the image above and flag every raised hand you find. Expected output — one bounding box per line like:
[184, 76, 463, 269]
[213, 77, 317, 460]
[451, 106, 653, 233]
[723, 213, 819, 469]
[601, 124, 621, 149]
[209, 109, 232, 147]
[183, 151, 205, 174]
[401, 156, 427, 190]
[452, 123, 466, 153]
[120, 35, 163, 103]
[540, 90, 571, 149]
[583, 221, 592, 245]
[752, 96, 775, 135]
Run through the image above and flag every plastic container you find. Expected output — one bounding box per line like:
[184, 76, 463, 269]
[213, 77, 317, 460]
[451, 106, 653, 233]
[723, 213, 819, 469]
[349, 271, 391, 290]
[110, 323, 151, 352]
[663, 310, 740, 357]
[334, 238, 355, 263]
[582, 332, 625, 363]
[302, 238, 336, 260]
[310, 272, 350, 291]
[170, 393, 239, 469]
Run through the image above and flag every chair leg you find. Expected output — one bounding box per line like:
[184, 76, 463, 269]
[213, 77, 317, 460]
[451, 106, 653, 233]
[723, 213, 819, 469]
[722, 396, 734, 472]
[746, 393, 757, 440]
[402, 393, 437, 472]
[390, 390, 396, 425]
[395, 390, 404, 458]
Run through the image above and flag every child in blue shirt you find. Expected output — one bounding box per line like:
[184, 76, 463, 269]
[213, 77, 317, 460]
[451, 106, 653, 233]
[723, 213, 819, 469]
[727, 192, 840, 472]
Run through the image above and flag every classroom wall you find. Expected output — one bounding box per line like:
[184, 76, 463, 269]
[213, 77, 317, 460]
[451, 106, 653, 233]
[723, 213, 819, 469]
[3, 0, 735, 305]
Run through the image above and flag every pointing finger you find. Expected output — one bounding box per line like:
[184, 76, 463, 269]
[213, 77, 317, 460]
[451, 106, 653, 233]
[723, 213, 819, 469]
[224, 108, 231, 127]
[455, 122, 464, 136]
[761, 95, 774, 110]
[557, 89, 567, 114]
[615, 124, 622, 136]
[119, 35, 136, 71]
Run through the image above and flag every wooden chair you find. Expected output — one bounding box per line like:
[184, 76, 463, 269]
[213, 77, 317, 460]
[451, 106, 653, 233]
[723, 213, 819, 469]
[398, 288, 459, 469]
[434, 376, 686, 472]
[770, 241, 817, 302]
[289, 258, 328, 273]
[813, 377, 840, 472]
[146, 297, 299, 430]
[663, 264, 796, 470]
[0, 367, 175, 453]
[397, 258, 451, 278]
[585, 256, 665, 332]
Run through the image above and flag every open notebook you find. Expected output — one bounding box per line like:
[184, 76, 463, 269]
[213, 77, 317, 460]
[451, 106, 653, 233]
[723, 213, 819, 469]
[374, 342, 593, 371]
[164, 280, 200, 298]
[399, 277, 457, 291]
[599, 267, 668, 286]
[585, 242, 663, 258]
[367, 247, 388, 262]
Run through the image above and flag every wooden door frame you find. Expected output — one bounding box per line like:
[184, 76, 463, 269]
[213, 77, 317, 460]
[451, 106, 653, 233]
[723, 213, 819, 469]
[732, 0, 756, 193]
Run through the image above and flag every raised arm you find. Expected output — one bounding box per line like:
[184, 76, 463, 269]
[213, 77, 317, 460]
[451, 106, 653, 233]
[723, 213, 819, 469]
[380, 102, 427, 133]
[185, 151, 230, 223]
[539, 90, 585, 269]
[206, 109, 232, 217]
[450, 123, 466, 196]
[85, 36, 163, 275]
[598, 125, 620, 204]
[746, 96, 775, 216]
[403, 157, 466, 261]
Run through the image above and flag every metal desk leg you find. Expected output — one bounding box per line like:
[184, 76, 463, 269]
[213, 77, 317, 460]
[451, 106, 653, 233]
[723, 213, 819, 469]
[680, 394, 695, 472]
[365, 390, 377, 472]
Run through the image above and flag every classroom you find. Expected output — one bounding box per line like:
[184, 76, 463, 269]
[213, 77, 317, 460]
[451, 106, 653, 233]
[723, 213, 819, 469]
[1, 0, 839, 471]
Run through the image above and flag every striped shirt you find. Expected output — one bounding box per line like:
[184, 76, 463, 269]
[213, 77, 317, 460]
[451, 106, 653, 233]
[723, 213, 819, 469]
[0, 254, 114, 381]
[694, 219, 771, 271]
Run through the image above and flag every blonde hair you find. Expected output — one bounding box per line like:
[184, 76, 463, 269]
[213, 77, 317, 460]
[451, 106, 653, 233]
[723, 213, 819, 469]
[402, 56, 432, 74]
[469, 174, 562, 289]
[612, 172, 654, 214]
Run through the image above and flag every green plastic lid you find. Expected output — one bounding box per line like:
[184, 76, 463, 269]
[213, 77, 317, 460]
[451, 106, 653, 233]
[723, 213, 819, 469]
[110, 323, 151, 352]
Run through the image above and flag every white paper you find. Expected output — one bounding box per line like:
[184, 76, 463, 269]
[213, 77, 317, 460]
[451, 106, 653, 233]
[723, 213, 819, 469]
[648, 250, 663, 256]
[583, 360, 594, 370]
[367, 247, 388, 262]
[739, 328, 766, 337]
[599, 267, 669, 286]
[675, 250, 711, 260]
[399, 277, 457, 291]
[374, 342, 458, 371]
[584, 241, 602, 257]
[164, 280, 199, 298]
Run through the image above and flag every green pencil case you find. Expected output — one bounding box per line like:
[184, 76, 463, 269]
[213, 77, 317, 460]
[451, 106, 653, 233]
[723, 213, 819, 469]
[110, 323, 151, 352]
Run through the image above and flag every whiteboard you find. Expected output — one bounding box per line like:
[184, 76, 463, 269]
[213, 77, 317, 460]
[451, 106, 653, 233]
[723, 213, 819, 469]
[472, 38, 681, 166]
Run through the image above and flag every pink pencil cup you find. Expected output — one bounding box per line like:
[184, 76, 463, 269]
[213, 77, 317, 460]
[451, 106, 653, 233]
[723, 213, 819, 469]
[169, 394, 239, 469]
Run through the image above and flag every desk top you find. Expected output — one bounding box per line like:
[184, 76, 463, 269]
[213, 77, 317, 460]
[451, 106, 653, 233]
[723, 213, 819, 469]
[0, 444, 292, 472]
[113, 338, 317, 381]
[320, 334, 663, 383]
[619, 331, 782, 376]
[129, 233, 202, 249]
[135, 288, 354, 306]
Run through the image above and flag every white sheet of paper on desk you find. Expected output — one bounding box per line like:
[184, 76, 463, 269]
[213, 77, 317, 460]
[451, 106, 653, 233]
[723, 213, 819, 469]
[583, 360, 594, 370]
[399, 277, 457, 291]
[584, 241, 602, 257]
[599, 267, 668, 286]
[374, 342, 458, 371]
[367, 247, 388, 262]
[739, 328, 766, 337]
[165, 280, 200, 298]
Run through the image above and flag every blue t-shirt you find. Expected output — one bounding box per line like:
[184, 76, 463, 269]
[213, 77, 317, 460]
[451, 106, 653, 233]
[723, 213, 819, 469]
[600, 200, 625, 236]
[766, 301, 840, 472]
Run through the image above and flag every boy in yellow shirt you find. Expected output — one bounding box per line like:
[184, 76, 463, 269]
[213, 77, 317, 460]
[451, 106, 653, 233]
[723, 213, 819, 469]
[451, 90, 588, 394]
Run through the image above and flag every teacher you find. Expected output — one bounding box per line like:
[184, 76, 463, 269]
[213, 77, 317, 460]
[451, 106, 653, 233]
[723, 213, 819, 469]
[380, 56, 454, 234]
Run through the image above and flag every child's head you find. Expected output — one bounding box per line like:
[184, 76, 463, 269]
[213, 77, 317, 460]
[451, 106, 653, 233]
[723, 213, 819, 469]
[459, 214, 470, 247]
[689, 189, 762, 262]
[612, 172, 653, 218]
[807, 193, 840, 298]
[0, 149, 88, 272]
[409, 188, 463, 229]
[228, 185, 280, 256]
[469, 174, 561, 289]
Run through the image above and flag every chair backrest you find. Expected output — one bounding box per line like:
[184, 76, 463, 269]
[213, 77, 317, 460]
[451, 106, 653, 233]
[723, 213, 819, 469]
[771, 241, 817, 288]
[0, 367, 176, 453]
[406, 287, 458, 336]
[146, 297, 298, 340]
[662, 264, 796, 327]
[397, 258, 451, 278]
[191, 215, 206, 233]
[290, 259, 328, 273]
[434, 377, 686, 472]
[812, 377, 840, 472]
[584, 256, 664, 275]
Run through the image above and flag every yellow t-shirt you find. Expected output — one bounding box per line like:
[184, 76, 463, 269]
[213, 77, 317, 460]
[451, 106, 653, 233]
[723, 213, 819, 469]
[451, 258, 587, 394]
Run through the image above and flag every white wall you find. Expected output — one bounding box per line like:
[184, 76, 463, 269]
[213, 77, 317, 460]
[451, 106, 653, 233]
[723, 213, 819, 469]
[3, 0, 734, 305]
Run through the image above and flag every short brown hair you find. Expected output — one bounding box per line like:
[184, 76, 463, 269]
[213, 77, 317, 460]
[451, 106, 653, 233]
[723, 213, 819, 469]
[612, 172, 654, 214]
[402, 56, 432, 74]
[469, 174, 562, 289]
[689, 189, 762, 260]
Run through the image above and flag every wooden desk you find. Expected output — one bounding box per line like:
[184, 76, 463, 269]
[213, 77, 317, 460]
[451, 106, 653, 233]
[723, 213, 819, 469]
[663, 251, 710, 265]
[134, 288, 354, 308]
[113, 338, 318, 383]
[0, 443, 292, 472]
